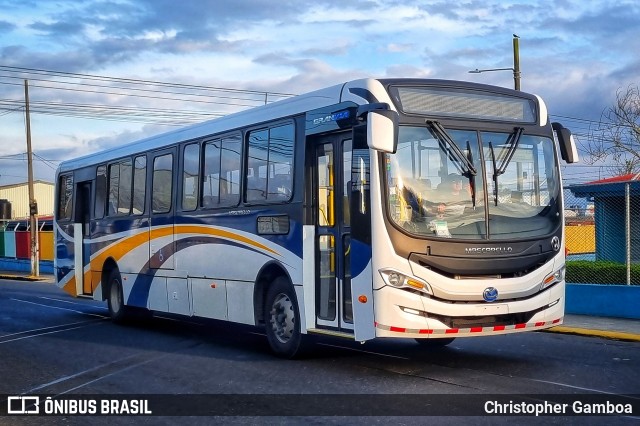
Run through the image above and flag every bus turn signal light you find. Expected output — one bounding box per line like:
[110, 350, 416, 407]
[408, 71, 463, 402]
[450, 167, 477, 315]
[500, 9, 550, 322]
[358, 295, 368, 303]
[540, 267, 565, 291]
[406, 279, 425, 290]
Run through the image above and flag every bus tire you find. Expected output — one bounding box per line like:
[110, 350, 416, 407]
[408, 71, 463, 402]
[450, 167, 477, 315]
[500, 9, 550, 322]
[415, 337, 455, 347]
[107, 269, 130, 323]
[264, 277, 305, 358]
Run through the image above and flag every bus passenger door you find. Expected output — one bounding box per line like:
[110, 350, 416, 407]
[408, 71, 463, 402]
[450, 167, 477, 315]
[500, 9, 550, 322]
[149, 149, 176, 270]
[74, 180, 93, 296]
[308, 132, 360, 335]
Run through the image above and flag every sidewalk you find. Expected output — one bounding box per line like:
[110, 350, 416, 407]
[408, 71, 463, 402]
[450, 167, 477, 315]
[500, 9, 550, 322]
[0, 270, 55, 283]
[548, 314, 640, 342]
[0, 270, 638, 342]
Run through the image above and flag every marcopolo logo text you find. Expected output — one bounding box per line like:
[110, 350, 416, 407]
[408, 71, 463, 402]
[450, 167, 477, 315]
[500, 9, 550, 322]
[465, 246, 513, 254]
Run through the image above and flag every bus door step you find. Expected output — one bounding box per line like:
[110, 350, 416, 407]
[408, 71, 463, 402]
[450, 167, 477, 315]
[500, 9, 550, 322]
[307, 328, 355, 339]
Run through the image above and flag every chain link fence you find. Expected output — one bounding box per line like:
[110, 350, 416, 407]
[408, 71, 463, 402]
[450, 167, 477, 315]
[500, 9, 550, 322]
[564, 178, 640, 285]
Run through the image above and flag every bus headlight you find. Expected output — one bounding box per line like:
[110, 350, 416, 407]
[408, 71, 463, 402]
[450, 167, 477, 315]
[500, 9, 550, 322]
[540, 266, 565, 291]
[379, 269, 433, 295]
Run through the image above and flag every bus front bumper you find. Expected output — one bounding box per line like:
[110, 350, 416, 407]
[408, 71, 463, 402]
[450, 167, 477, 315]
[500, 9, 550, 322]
[373, 281, 564, 339]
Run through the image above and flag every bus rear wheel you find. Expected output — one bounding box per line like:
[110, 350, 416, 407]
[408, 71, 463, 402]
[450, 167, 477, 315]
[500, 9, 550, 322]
[107, 269, 131, 323]
[415, 337, 455, 347]
[264, 277, 305, 358]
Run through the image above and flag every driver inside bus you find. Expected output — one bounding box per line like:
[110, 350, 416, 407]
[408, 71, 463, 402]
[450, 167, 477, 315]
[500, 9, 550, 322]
[437, 173, 466, 200]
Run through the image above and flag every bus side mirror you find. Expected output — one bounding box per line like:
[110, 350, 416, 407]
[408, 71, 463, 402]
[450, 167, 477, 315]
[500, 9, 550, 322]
[552, 122, 579, 164]
[367, 109, 398, 154]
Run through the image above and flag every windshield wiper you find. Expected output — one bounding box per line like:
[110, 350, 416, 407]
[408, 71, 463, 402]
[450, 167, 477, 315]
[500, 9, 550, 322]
[488, 141, 498, 206]
[427, 121, 477, 176]
[497, 127, 524, 175]
[489, 127, 524, 206]
[466, 140, 476, 209]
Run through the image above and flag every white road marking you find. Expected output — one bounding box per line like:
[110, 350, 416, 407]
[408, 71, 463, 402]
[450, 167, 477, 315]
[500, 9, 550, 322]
[0, 319, 103, 339]
[37, 295, 107, 309]
[55, 354, 171, 396]
[10, 297, 109, 319]
[529, 378, 640, 398]
[0, 298, 109, 344]
[23, 352, 157, 394]
[0, 322, 106, 344]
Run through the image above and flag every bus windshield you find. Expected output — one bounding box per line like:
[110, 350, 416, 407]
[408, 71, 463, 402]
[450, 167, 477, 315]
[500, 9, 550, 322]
[386, 125, 561, 240]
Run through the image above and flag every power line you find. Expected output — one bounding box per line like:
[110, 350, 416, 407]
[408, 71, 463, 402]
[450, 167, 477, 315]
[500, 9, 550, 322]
[0, 80, 269, 109]
[0, 65, 296, 98]
[0, 76, 285, 107]
[0, 65, 298, 125]
[0, 155, 61, 164]
[0, 98, 227, 126]
[550, 114, 602, 125]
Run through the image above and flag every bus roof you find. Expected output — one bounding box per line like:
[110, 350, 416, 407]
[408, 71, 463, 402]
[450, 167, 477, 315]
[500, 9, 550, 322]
[58, 79, 357, 173]
[57, 78, 538, 174]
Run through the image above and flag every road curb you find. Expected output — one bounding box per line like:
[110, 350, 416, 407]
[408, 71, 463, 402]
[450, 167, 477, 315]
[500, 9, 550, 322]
[0, 274, 52, 282]
[545, 326, 640, 342]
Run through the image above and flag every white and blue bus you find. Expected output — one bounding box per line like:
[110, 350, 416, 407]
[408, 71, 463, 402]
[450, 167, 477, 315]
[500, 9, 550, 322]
[55, 78, 578, 357]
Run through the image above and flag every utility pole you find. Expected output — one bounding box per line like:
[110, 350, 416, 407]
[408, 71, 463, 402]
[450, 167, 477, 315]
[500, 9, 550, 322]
[24, 79, 39, 277]
[512, 34, 521, 91]
[469, 34, 522, 91]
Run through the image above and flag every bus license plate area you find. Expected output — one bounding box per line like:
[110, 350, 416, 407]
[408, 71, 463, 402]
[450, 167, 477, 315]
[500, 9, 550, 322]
[475, 304, 509, 315]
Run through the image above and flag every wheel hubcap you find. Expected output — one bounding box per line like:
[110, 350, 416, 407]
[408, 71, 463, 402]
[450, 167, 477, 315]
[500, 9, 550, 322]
[270, 293, 294, 344]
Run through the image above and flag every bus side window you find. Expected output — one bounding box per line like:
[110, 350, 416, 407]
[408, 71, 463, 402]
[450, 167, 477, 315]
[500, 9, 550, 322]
[107, 163, 120, 216]
[182, 143, 200, 211]
[152, 154, 173, 214]
[95, 165, 106, 219]
[202, 139, 221, 208]
[106, 159, 133, 216]
[132, 155, 146, 214]
[221, 135, 241, 204]
[266, 125, 294, 201]
[246, 124, 293, 203]
[57, 174, 74, 221]
[246, 129, 269, 203]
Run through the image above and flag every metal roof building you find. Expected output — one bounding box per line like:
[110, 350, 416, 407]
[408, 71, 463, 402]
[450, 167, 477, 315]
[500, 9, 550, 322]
[569, 173, 640, 265]
[0, 180, 55, 220]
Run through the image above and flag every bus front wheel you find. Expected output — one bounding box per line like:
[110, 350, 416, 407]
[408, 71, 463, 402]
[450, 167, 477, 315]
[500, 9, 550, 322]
[107, 269, 130, 323]
[264, 277, 305, 358]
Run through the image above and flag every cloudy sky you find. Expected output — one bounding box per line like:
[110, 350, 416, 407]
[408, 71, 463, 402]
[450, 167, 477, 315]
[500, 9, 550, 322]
[0, 0, 638, 186]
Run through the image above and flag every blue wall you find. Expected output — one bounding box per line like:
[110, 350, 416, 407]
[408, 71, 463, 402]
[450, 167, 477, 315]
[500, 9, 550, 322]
[594, 197, 626, 263]
[0, 258, 54, 274]
[566, 283, 640, 319]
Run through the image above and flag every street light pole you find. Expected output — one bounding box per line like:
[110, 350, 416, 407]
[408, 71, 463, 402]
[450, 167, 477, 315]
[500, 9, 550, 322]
[469, 35, 521, 91]
[512, 34, 521, 90]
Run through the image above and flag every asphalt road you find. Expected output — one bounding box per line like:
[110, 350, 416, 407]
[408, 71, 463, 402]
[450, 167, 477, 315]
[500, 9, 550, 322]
[1, 278, 639, 425]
